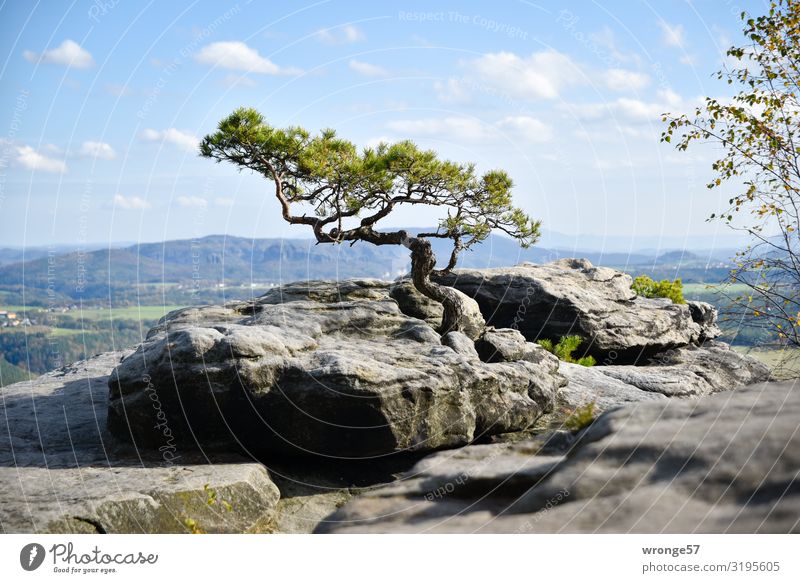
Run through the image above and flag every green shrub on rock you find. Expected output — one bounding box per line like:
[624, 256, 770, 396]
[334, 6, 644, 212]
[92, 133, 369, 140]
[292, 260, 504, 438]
[631, 275, 686, 304]
[538, 335, 596, 367]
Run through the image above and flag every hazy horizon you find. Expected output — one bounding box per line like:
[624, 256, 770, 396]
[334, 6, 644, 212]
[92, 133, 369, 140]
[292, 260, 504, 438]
[0, 226, 749, 256]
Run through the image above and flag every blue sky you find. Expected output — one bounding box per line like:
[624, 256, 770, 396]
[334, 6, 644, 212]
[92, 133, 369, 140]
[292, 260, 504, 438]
[0, 0, 768, 247]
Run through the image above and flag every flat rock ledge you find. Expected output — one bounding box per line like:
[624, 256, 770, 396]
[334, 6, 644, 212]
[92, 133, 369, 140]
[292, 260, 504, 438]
[559, 341, 772, 413]
[107, 280, 562, 458]
[317, 379, 800, 533]
[0, 353, 280, 534]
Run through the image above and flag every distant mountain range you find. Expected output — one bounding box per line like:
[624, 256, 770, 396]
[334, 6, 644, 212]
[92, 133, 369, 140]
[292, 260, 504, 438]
[0, 230, 739, 306]
[0, 228, 745, 265]
[535, 229, 747, 255]
[0, 243, 121, 267]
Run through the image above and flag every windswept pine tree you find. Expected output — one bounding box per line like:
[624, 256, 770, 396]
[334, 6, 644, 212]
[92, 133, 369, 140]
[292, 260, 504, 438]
[200, 108, 540, 337]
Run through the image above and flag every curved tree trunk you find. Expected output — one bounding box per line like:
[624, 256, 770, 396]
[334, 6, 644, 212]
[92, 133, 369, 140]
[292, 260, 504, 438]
[403, 234, 484, 338]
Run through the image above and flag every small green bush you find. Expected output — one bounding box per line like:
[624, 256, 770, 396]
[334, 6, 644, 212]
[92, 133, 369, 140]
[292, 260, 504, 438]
[537, 335, 596, 366]
[564, 402, 597, 432]
[631, 275, 686, 304]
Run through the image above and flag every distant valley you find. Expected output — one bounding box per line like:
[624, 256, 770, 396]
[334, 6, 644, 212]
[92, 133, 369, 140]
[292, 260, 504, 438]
[0, 231, 738, 307]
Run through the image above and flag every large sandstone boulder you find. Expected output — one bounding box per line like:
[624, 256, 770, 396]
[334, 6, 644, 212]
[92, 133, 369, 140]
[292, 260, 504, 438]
[318, 379, 800, 533]
[411, 258, 723, 362]
[107, 280, 561, 458]
[0, 352, 281, 534]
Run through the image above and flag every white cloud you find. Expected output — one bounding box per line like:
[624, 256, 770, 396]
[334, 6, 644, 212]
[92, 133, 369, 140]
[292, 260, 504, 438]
[214, 197, 235, 207]
[194, 41, 301, 75]
[565, 89, 697, 125]
[679, 54, 698, 66]
[314, 24, 364, 45]
[566, 99, 661, 123]
[659, 21, 686, 48]
[496, 116, 553, 142]
[16, 145, 67, 173]
[605, 69, 650, 92]
[474, 50, 581, 99]
[177, 196, 208, 208]
[446, 50, 582, 101]
[348, 59, 388, 77]
[141, 128, 198, 152]
[79, 141, 116, 160]
[615, 98, 667, 121]
[434, 78, 471, 104]
[23, 39, 94, 69]
[658, 88, 683, 108]
[386, 117, 488, 141]
[588, 27, 641, 66]
[440, 49, 651, 103]
[385, 116, 553, 144]
[114, 194, 151, 210]
[438, 50, 650, 104]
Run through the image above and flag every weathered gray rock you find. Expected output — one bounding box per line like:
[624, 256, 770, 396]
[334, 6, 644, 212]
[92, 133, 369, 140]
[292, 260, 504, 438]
[558, 363, 668, 413]
[256, 278, 391, 304]
[389, 279, 442, 326]
[392, 262, 766, 412]
[268, 464, 357, 535]
[445, 288, 487, 340]
[389, 279, 484, 338]
[475, 327, 550, 364]
[558, 342, 770, 412]
[597, 342, 771, 398]
[315, 440, 568, 533]
[651, 340, 772, 386]
[687, 300, 719, 341]
[274, 488, 354, 534]
[318, 379, 800, 533]
[475, 327, 567, 401]
[442, 331, 480, 359]
[108, 280, 559, 458]
[423, 259, 721, 361]
[0, 352, 280, 534]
